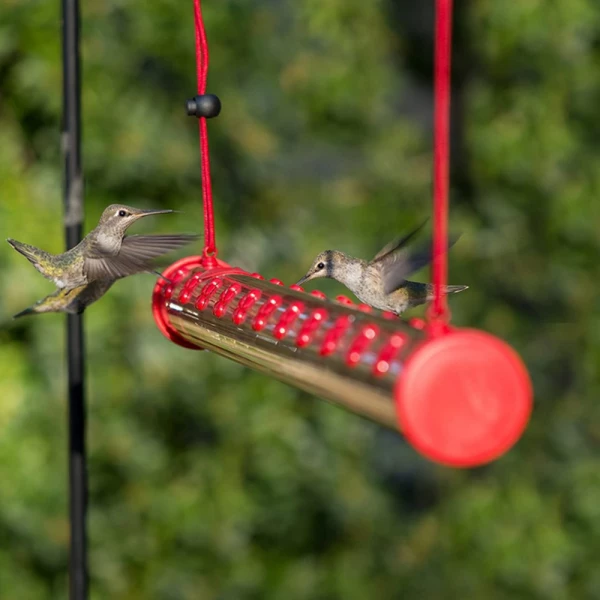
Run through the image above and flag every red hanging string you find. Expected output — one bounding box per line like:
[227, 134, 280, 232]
[427, 0, 453, 334]
[193, 0, 218, 267]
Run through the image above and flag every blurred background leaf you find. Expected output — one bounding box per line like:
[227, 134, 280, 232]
[1, 0, 599, 598]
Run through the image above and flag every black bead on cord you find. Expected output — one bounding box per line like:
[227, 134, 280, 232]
[186, 94, 221, 118]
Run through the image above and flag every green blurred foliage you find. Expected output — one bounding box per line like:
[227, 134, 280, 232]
[1, 0, 599, 598]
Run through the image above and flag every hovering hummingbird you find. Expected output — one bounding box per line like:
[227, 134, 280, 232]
[296, 223, 468, 315]
[12, 280, 115, 318]
[7, 204, 198, 291]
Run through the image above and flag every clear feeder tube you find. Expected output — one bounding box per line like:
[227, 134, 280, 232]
[152, 258, 427, 430]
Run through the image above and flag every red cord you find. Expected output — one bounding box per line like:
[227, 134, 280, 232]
[193, 0, 218, 267]
[427, 0, 453, 333]
[191, 0, 452, 292]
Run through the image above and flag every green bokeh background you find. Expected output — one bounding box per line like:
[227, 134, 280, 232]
[1, 1, 599, 598]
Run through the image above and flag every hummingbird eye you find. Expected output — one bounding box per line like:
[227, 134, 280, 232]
[118, 210, 128, 217]
[317, 262, 325, 270]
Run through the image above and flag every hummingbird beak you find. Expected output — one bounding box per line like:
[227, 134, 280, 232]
[132, 208, 175, 221]
[133, 209, 174, 220]
[295, 273, 312, 286]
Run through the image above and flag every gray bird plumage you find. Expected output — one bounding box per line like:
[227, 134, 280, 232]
[8, 203, 198, 317]
[296, 222, 468, 315]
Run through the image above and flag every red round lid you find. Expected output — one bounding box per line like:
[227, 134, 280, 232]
[396, 328, 533, 467]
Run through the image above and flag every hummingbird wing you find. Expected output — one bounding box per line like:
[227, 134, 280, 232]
[371, 221, 428, 263]
[372, 224, 460, 295]
[119, 234, 199, 261]
[84, 234, 199, 281]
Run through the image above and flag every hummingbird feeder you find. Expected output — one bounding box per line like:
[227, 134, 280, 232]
[152, 0, 533, 468]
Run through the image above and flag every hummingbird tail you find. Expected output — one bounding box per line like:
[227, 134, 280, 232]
[8, 238, 33, 257]
[445, 285, 469, 295]
[423, 283, 469, 303]
[6, 238, 48, 268]
[13, 306, 37, 319]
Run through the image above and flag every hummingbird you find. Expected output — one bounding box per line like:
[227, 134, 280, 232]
[12, 280, 115, 318]
[7, 204, 198, 291]
[296, 223, 468, 315]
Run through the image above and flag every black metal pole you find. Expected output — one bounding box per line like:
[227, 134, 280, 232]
[62, 0, 87, 598]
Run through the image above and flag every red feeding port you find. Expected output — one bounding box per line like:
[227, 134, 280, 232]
[252, 296, 283, 331]
[297, 308, 328, 347]
[274, 301, 304, 340]
[374, 333, 407, 376]
[233, 290, 261, 325]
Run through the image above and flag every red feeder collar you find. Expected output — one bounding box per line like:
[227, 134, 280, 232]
[152, 255, 237, 350]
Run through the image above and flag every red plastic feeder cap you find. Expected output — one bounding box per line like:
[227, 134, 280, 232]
[396, 329, 532, 468]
